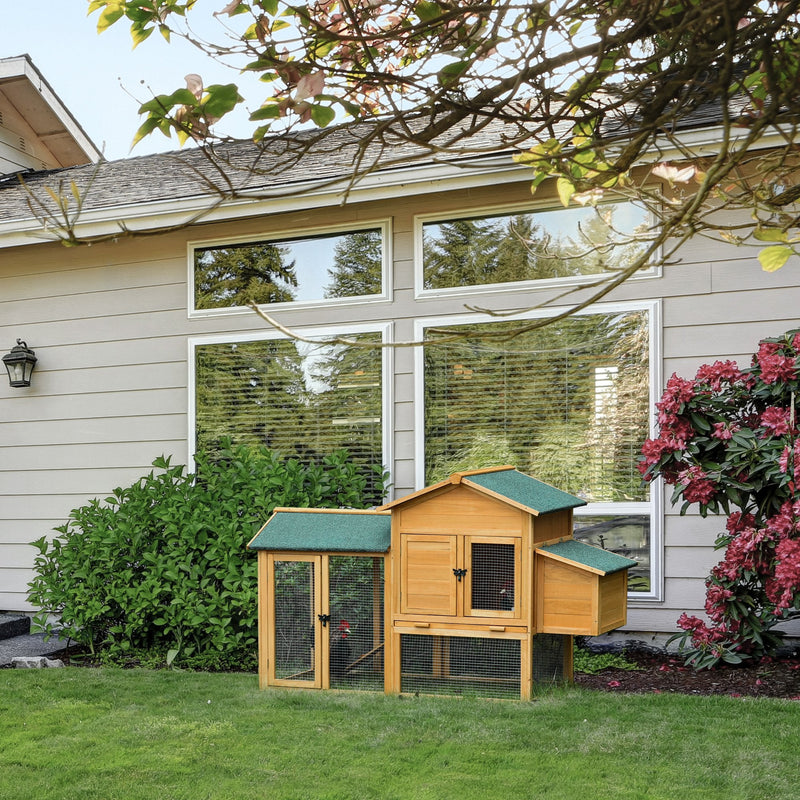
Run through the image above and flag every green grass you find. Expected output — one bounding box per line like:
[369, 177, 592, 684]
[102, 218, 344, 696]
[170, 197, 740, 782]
[1, 668, 798, 800]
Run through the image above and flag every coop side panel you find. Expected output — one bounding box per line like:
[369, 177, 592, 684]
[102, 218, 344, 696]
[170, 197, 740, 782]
[596, 570, 628, 634]
[536, 557, 598, 635]
[531, 510, 572, 544]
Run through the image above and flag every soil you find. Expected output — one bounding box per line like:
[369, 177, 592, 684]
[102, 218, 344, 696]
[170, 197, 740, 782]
[574, 649, 800, 698]
[36, 644, 800, 699]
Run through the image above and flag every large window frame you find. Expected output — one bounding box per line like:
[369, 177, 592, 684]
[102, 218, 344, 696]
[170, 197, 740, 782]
[187, 321, 394, 487]
[188, 219, 393, 318]
[414, 200, 659, 300]
[413, 300, 663, 602]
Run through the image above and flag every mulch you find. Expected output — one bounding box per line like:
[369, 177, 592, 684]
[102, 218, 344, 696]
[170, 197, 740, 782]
[574, 649, 800, 699]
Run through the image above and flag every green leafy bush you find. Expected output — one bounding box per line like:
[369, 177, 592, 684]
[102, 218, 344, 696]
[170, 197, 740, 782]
[28, 442, 387, 668]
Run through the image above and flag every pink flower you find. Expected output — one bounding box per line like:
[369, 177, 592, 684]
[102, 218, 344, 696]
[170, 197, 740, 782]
[607, 680, 621, 688]
[694, 360, 743, 391]
[657, 374, 696, 414]
[678, 465, 717, 504]
[760, 406, 792, 436]
[757, 342, 797, 383]
[712, 422, 738, 440]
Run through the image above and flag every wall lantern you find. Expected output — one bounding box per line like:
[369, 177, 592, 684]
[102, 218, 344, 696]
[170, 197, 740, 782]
[3, 340, 37, 388]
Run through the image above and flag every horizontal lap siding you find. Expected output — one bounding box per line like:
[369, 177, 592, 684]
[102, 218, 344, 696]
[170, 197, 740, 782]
[0, 234, 191, 610]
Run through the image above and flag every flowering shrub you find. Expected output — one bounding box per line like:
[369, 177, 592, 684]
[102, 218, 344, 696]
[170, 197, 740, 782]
[639, 330, 800, 668]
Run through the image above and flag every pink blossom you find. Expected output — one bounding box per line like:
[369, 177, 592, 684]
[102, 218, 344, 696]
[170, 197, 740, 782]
[778, 441, 800, 483]
[678, 465, 716, 504]
[757, 342, 797, 383]
[657, 374, 696, 414]
[694, 360, 743, 391]
[760, 406, 792, 436]
[712, 422, 737, 440]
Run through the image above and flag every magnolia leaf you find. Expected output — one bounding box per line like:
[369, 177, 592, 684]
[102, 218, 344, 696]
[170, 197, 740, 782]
[753, 227, 789, 243]
[202, 84, 243, 118]
[310, 104, 336, 127]
[249, 103, 281, 121]
[132, 116, 165, 147]
[758, 244, 793, 272]
[438, 61, 470, 87]
[95, 4, 125, 33]
[416, 1, 442, 22]
[556, 177, 575, 207]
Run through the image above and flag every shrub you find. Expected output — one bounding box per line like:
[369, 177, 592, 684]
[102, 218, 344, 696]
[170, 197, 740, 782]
[639, 330, 800, 668]
[28, 442, 387, 668]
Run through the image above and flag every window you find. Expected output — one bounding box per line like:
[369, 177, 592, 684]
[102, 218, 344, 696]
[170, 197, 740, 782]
[192, 327, 388, 504]
[416, 304, 657, 595]
[418, 202, 651, 293]
[191, 223, 388, 312]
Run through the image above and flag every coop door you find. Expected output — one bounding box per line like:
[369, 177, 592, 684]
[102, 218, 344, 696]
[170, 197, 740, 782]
[270, 556, 322, 687]
[400, 534, 458, 616]
[328, 556, 385, 691]
[466, 537, 520, 618]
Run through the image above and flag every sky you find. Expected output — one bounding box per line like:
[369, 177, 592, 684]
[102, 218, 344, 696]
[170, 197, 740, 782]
[1, 0, 258, 160]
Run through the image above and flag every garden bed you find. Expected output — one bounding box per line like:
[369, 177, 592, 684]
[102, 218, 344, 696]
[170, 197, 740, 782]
[575, 649, 800, 698]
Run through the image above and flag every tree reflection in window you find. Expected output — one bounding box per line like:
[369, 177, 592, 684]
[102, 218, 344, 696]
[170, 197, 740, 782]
[194, 227, 383, 310]
[422, 204, 649, 290]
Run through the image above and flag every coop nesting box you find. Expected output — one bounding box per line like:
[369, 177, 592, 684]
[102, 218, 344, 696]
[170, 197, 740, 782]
[249, 466, 637, 700]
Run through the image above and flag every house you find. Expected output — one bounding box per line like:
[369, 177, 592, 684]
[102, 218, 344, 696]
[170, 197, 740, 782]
[248, 466, 636, 698]
[1, 56, 799, 647]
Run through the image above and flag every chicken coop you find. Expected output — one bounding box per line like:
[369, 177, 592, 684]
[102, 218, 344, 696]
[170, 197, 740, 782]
[249, 466, 637, 700]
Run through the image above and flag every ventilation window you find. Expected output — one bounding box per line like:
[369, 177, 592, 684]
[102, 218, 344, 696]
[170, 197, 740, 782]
[400, 634, 521, 699]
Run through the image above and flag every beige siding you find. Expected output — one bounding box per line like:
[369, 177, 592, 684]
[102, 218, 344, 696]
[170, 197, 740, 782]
[1, 177, 798, 636]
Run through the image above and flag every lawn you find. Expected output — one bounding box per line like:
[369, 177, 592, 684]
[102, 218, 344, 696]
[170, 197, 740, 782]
[1, 668, 798, 800]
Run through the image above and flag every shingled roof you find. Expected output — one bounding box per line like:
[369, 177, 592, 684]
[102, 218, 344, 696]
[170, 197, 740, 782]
[378, 466, 586, 516]
[0, 91, 737, 230]
[248, 508, 391, 553]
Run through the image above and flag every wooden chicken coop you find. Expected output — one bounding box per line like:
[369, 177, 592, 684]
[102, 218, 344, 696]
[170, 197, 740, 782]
[249, 466, 637, 700]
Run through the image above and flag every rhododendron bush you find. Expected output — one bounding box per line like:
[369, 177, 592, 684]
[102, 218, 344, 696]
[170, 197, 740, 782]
[639, 330, 800, 669]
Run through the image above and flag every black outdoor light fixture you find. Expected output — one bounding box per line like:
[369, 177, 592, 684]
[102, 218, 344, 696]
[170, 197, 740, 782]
[3, 339, 37, 388]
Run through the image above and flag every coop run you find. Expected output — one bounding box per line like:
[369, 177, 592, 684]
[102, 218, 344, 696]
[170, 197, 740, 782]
[249, 466, 637, 701]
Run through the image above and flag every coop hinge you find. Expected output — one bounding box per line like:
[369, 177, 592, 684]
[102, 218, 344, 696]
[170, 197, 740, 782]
[318, 613, 331, 627]
[453, 568, 468, 581]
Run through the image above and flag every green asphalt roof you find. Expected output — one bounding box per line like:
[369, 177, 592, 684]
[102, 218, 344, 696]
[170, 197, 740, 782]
[463, 469, 587, 515]
[249, 510, 391, 552]
[536, 539, 637, 575]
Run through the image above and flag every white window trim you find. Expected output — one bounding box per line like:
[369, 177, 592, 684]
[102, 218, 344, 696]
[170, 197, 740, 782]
[188, 218, 393, 318]
[413, 200, 660, 301]
[187, 321, 394, 493]
[412, 298, 663, 602]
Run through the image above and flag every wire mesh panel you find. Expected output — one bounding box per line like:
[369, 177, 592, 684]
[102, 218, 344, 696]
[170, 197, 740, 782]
[328, 556, 385, 691]
[531, 633, 568, 685]
[273, 559, 316, 683]
[470, 541, 516, 613]
[400, 634, 521, 698]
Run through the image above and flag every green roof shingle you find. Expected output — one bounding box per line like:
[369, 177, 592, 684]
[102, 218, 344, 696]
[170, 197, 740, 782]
[536, 539, 637, 575]
[249, 510, 391, 553]
[463, 469, 586, 515]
